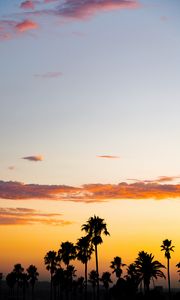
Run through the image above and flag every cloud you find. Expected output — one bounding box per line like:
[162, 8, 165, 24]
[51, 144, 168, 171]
[55, 0, 140, 19]
[34, 71, 63, 78]
[15, 20, 38, 32]
[8, 166, 15, 171]
[97, 155, 120, 159]
[1, 179, 180, 203]
[20, 1, 35, 10]
[22, 155, 44, 162]
[0, 207, 73, 226]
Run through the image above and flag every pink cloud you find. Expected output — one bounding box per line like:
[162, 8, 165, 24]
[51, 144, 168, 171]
[97, 155, 120, 159]
[1, 179, 180, 203]
[34, 71, 63, 78]
[20, 1, 35, 10]
[22, 155, 44, 162]
[15, 20, 38, 32]
[56, 0, 140, 19]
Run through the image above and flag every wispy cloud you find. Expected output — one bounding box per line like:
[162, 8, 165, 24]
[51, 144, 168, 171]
[55, 0, 140, 19]
[1, 179, 180, 203]
[97, 155, 120, 159]
[8, 166, 15, 171]
[0, 207, 73, 226]
[34, 71, 63, 78]
[0, 19, 38, 40]
[22, 155, 44, 162]
[20, 1, 35, 10]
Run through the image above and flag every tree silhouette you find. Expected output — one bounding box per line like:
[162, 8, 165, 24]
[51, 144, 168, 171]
[6, 272, 16, 297]
[82, 215, 110, 300]
[125, 263, 140, 296]
[88, 270, 98, 300]
[110, 256, 125, 280]
[161, 239, 174, 298]
[13, 263, 24, 300]
[135, 251, 165, 293]
[58, 241, 77, 269]
[44, 250, 59, 300]
[27, 265, 39, 300]
[176, 262, 180, 282]
[100, 271, 112, 300]
[76, 235, 94, 296]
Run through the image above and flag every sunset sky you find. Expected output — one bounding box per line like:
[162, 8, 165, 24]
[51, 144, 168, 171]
[1, 0, 180, 287]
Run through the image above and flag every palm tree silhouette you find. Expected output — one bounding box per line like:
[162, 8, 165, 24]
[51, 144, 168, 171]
[135, 251, 165, 293]
[58, 241, 77, 269]
[76, 235, 94, 296]
[6, 272, 16, 297]
[88, 270, 98, 300]
[161, 239, 174, 298]
[100, 271, 112, 300]
[13, 263, 24, 300]
[44, 250, 59, 300]
[27, 265, 39, 300]
[176, 262, 180, 282]
[82, 215, 110, 300]
[110, 256, 125, 281]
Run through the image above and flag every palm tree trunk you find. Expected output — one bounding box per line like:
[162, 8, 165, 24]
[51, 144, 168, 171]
[95, 244, 99, 300]
[167, 258, 171, 299]
[85, 262, 87, 300]
[50, 273, 53, 300]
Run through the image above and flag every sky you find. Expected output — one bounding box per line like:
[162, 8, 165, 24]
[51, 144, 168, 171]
[0, 0, 180, 287]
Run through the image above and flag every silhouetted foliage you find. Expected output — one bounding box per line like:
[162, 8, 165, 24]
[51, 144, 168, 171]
[161, 239, 174, 299]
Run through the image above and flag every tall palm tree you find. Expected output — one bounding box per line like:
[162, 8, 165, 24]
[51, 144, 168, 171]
[58, 241, 77, 269]
[76, 235, 94, 295]
[44, 250, 59, 300]
[161, 239, 174, 298]
[110, 256, 125, 280]
[82, 215, 110, 300]
[135, 251, 165, 293]
[27, 265, 39, 300]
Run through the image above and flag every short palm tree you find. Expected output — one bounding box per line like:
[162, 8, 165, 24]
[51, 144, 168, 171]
[82, 215, 110, 300]
[161, 239, 174, 298]
[44, 250, 59, 300]
[100, 271, 112, 291]
[58, 241, 77, 269]
[27, 265, 39, 300]
[88, 270, 98, 300]
[76, 235, 94, 293]
[110, 256, 125, 280]
[135, 251, 165, 293]
[13, 263, 24, 300]
[176, 262, 180, 282]
[6, 272, 16, 296]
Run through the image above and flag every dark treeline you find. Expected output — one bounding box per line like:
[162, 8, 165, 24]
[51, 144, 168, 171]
[1, 215, 180, 300]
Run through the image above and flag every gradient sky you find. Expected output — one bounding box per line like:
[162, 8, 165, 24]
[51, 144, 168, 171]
[1, 0, 180, 287]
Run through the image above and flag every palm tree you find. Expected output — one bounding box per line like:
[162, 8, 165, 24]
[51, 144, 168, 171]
[176, 262, 180, 282]
[44, 250, 59, 300]
[13, 263, 24, 300]
[82, 215, 110, 300]
[6, 272, 16, 297]
[125, 263, 140, 295]
[110, 256, 125, 280]
[58, 241, 77, 269]
[88, 270, 98, 300]
[100, 271, 112, 299]
[27, 265, 39, 300]
[161, 239, 174, 298]
[135, 251, 165, 293]
[76, 235, 94, 295]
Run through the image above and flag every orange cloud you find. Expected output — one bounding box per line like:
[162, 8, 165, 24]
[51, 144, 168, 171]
[1, 179, 180, 203]
[15, 20, 38, 32]
[97, 155, 120, 159]
[34, 72, 63, 78]
[20, 1, 35, 10]
[0, 207, 73, 226]
[22, 155, 44, 162]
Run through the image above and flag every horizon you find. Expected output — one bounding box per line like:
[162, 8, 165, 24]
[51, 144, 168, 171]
[0, 0, 180, 291]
